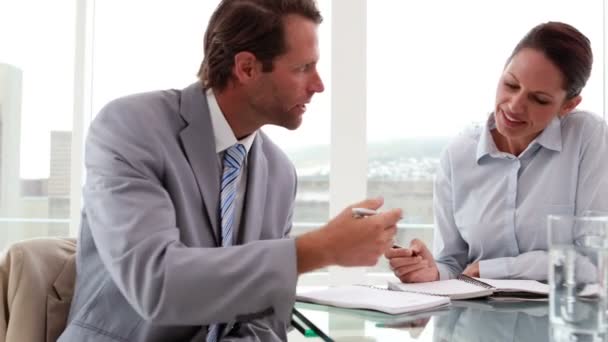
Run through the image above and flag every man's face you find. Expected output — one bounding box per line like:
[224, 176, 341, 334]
[248, 14, 325, 130]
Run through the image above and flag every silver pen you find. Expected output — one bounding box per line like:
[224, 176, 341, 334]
[351, 207, 378, 218]
[351, 207, 403, 249]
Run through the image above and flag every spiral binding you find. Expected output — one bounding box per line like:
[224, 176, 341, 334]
[355, 284, 390, 291]
[385, 283, 451, 297]
[457, 274, 494, 289]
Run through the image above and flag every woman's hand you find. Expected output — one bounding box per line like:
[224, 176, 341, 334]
[385, 239, 439, 283]
[462, 262, 480, 277]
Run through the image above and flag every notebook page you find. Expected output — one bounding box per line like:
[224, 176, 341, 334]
[475, 278, 549, 295]
[388, 279, 493, 299]
[296, 285, 450, 315]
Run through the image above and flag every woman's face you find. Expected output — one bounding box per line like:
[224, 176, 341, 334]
[494, 48, 580, 150]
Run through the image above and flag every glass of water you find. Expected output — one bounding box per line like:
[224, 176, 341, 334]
[548, 214, 608, 340]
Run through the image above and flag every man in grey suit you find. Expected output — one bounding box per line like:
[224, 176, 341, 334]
[59, 0, 402, 341]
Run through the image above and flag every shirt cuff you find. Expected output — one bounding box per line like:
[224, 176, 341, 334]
[479, 258, 511, 279]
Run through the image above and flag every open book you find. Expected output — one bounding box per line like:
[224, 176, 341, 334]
[296, 285, 450, 315]
[388, 275, 550, 300]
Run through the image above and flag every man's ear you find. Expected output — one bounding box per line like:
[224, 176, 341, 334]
[233, 51, 260, 84]
[559, 95, 582, 117]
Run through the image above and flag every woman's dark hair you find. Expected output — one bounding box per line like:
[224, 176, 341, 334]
[198, 0, 322, 91]
[508, 21, 593, 99]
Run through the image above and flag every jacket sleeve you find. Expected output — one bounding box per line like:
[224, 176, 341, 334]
[83, 100, 298, 326]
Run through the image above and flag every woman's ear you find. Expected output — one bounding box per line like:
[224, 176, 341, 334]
[558, 95, 582, 117]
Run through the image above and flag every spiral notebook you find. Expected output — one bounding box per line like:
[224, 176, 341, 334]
[387, 275, 549, 300]
[296, 285, 450, 315]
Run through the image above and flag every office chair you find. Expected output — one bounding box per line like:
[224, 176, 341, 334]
[0, 237, 76, 342]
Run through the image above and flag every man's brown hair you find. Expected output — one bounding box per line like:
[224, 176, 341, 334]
[198, 0, 322, 91]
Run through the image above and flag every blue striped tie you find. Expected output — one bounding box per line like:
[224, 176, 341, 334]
[207, 143, 247, 342]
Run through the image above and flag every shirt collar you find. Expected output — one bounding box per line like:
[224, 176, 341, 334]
[476, 113, 563, 162]
[476, 114, 500, 161]
[206, 88, 256, 154]
[534, 116, 562, 152]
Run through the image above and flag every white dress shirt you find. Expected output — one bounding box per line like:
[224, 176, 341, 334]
[433, 110, 608, 281]
[206, 88, 256, 244]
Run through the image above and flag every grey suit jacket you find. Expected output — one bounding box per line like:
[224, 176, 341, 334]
[59, 82, 299, 341]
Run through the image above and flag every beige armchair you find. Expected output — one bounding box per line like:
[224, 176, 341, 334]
[0, 237, 76, 342]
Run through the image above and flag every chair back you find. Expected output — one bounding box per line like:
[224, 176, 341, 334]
[0, 237, 76, 342]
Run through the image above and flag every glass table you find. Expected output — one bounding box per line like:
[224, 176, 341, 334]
[291, 299, 553, 342]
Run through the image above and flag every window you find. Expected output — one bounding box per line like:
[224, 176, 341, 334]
[3, 1, 605, 290]
[90, 0, 332, 284]
[263, 0, 332, 234]
[0, 0, 76, 249]
[366, 0, 606, 274]
[91, 0, 216, 111]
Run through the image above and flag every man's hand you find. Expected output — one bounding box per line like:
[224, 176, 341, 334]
[385, 239, 439, 283]
[462, 262, 480, 278]
[295, 197, 402, 273]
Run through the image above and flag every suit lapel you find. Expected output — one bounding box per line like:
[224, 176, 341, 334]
[178, 82, 221, 245]
[238, 134, 268, 243]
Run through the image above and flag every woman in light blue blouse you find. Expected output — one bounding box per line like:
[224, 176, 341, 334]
[386, 21, 608, 282]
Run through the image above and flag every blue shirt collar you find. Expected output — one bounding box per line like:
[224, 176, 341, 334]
[476, 113, 562, 162]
